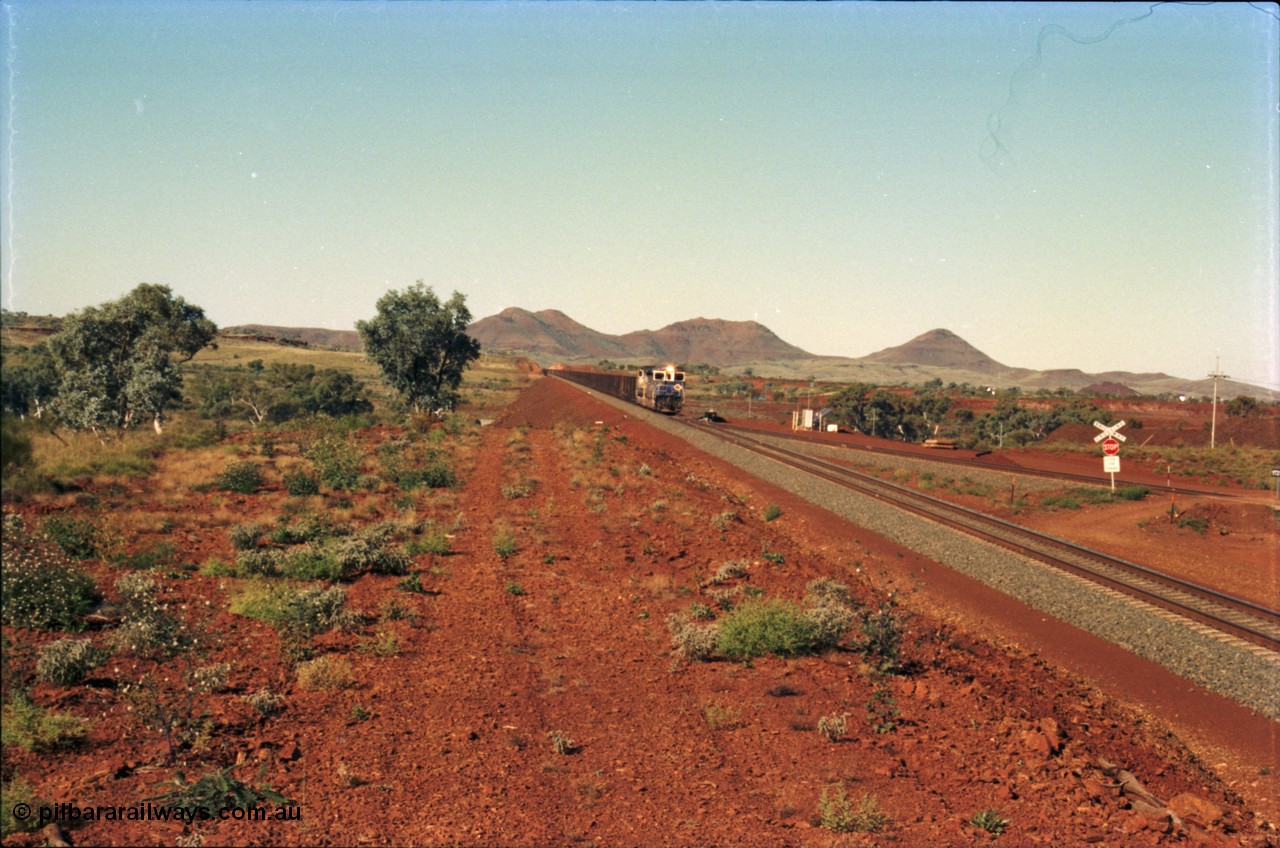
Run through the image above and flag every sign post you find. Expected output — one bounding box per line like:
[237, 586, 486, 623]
[1093, 421, 1127, 493]
[1272, 469, 1279, 500]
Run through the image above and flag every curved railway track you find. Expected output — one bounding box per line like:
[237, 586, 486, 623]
[676, 419, 1280, 653]
[710, 421, 1254, 501]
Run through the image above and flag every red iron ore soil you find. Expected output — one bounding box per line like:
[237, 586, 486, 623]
[2, 375, 1276, 847]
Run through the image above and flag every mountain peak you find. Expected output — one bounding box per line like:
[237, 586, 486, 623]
[865, 328, 1008, 373]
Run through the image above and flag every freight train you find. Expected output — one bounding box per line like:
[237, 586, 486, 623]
[553, 365, 687, 414]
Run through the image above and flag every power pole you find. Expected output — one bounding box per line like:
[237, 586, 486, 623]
[1208, 357, 1229, 449]
[868, 407, 878, 438]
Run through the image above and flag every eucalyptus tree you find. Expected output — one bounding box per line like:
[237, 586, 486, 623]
[357, 282, 480, 417]
[47, 284, 217, 437]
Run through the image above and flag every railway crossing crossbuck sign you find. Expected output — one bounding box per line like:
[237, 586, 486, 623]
[1093, 421, 1126, 492]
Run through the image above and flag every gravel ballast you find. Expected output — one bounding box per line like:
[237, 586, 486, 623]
[576, 384, 1280, 720]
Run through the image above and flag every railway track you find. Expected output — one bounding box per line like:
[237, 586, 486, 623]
[678, 420, 1280, 653]
[709, 420, 1252, 501]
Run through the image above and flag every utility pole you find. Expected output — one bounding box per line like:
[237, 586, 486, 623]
[1208, 357, 1229, 449]
[868, 407, 878, 438]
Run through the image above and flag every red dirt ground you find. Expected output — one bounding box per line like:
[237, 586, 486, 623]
[3, 376, 1277, 847]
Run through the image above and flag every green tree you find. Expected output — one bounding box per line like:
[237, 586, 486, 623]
[1, 345, 58, 419]
[1225, 395, 1258, 418]
[356, 283, 480, 416]
[47, 284, 216, 437]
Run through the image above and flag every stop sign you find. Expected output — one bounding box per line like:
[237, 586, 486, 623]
[1102, 437, 1120, 456]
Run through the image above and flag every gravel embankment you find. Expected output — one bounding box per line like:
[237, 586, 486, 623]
[581, 386, 1280, 719]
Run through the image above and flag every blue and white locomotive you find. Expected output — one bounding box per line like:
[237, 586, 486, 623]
[635, 364, 686, 414]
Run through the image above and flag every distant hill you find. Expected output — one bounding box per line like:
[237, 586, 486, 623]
[467, 310, 1275, 400]
[863, 329, 1009, 374]
[466, 309, 811, 366]
[221, 324, 362, 351]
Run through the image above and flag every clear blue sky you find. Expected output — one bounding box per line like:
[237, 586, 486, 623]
[3, 1, 1277, 387]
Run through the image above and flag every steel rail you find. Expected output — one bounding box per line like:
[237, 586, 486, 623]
[710, 421, 1255, 501]
[679, 421, 1280, 653]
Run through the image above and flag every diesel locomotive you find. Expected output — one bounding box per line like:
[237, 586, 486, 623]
[553, 364, 687, 415]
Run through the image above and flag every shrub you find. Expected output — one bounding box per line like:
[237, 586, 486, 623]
[243, 687, 283, 718]
[860, 605, 904, 673]
[816, 712, 847, 742]
[229, 523, 263, 551]
[41, 516, 98, 559]
[805, 577, 855, 609]
[0, 533, 99, 631]
[296, 656, 354, 691]
[280, 547, 344, 581]
[1178, 515, 1209, 534]
[866, 686, 900, 734]
[763, 503, 782, 522]
[706, 586, 741, 611]
[804, 603, 855, 650]
[147, 763, 293, 816]
[406, 533, 451, 557]
[1, 777, 47, 838]
[283, 469, 320, 496]
[702, 703, 740, 731]
[716, 599, 819, 660]
[304, 433, 362, 490]
[1116, 485, 1149, 501]
[36, 638, 105, 686]
[191, 663, 231, 693]
[216, 460, 263, 494]
[707, 561, 748, 585]
[111, 540, 175, 571]
[397, 573, 427, 594]
[505, 582, 525, 596]
[548, 730, 576, 755]
[819, 785, 887, 832]
[112, 574, 189, 658]
[492, 529, 518, 560]
[666, 613, 719, 662]
[235, 548, 284, 577]
[231, 583, 350, 637]
[0, 694, 88, 751]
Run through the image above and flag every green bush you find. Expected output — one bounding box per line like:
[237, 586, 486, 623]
[36, 638, 105, 686]
[147, 763, 293, 816]
[715, 598, 819, 660]
[41, 516, 98, 559]
[283, 469, 320, 496]
[112, 573, 189, 657]
[234, 548, 284, 577]
[111, 540, 175, 571]
[492, 529, 518, 560]
[229, 522, 264, 551]
[860, 606, 904, 673]
[216, 460, 263, 494]
[304, 433, 361, 490]
[1116, 485, 1149, 501]
[763, 503, 782, 522]
[0, 531, 99, 631]
[0, 694, 88, 751]
[1, 777, 47, 838]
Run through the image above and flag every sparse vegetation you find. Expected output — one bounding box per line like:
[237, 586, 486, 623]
[1, 694, 88, 751]
[147, 763, 293, 816]
[818, 785, 888, 832]
[817, 711, 847, 742]
[970, 808, 1010, 835]
[296, 655, 355, 691]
